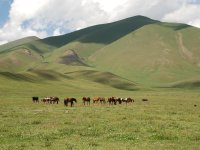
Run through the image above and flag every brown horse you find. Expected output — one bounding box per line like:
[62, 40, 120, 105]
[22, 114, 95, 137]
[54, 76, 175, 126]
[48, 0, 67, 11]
[93, 97, 106, 104]
[82, 97, 90, 105]
[108, 97, 114, 105]
[41, 97, 51, 104]
[93, 97, 100, 104]
[108, 97, 123, 105]
[99, 97, 106, 104]
[64, 98, 77, 107]
[32, 97, 39, 103]
[50, 97, 59, 104]
[142, 98, 148, 102]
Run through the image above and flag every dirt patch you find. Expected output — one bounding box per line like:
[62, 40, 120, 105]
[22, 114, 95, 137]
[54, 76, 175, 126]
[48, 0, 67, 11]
[177, 32, 193, 60]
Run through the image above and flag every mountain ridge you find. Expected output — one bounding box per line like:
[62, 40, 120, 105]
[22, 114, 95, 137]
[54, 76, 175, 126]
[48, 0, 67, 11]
[0, 15, 200, 89]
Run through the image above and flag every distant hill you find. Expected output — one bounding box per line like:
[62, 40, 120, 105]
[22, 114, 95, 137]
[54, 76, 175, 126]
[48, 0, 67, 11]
[0, 15, 200, 89]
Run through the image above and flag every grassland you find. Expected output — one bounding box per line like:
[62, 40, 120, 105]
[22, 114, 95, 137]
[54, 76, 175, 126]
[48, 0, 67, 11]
[0, 15, 200, 149]
[0, 74, 200, 150]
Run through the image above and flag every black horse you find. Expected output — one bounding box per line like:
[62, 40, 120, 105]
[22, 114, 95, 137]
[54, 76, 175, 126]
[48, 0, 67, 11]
[64, 98, 77, 107]
[32, 97, 39, 103]
[82, 97, 90, 105]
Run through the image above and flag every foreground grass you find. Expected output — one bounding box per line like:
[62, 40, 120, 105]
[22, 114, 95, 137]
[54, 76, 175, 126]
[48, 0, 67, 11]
[0, 89, 200, 150]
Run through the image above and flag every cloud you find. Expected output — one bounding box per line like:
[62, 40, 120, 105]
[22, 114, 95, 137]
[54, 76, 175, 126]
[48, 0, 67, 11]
[0, 0, 49, 44]
[0, 0, 200, 45]
[0, 40, 8, 45]
[162, 4, 200, 27]
[53, 28, 63, 36]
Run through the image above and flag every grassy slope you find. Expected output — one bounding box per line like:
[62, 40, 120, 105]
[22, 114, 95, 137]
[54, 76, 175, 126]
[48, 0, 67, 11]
[0, 16, 200, 88]
[0, 36, 39, 52]
[0, 49, 43, 72]
[43, 16, 157, 47]
[65, 70, 139, 90]
[88, 23, 200, 86]
[0, 38, 57, 72]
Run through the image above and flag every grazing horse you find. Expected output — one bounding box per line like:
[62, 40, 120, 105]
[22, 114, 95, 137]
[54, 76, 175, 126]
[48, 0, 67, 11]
[41, 97, 51, 104]
[93, 97, 106, 104]
[64, 98, 77, 107]
[32, 97, 39, 103]
[142, 98, 148, 102]
[108, 97, 117, 105]
[108, 97, 121, 105]
[93, 97, 100, 104]
[99, 97, 106, 104]
[82, 97, 90, 105]
[127, 97, 134, 103]
[51, 97, 59, 104]
[122, 97, 134, 104]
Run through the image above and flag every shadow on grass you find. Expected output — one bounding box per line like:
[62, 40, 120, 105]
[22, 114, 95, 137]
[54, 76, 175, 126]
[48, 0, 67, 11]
[65, 70, 139, 91]
[0, 72, 37, 82]
[43, 16, 157, 47]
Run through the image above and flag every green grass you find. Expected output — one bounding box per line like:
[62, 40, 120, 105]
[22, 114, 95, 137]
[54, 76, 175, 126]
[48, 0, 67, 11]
[0, 16, 200, 87]
[0, 15, 200, 149]
[0, 36, 39, 52]
[0, 63, 199, 149]
[0, 86, 200, 149]
[87, 23, 200, 86]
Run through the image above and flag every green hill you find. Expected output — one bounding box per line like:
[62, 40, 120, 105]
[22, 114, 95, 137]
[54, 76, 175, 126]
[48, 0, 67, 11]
[88, 23, 200, 86]
[0, 36, 39, 52]
[0, 15, 200, 89]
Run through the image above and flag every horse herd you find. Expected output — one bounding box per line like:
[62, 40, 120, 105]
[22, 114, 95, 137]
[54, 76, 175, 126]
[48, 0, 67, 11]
[32, 96, 142, 107]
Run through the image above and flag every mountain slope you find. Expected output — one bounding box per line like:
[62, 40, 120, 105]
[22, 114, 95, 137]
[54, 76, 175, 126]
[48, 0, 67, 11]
[43, 16, 157, 47]
[0, 15, 200, 88]
[88, 23, 200, 86]
[0, 36, 39, 53]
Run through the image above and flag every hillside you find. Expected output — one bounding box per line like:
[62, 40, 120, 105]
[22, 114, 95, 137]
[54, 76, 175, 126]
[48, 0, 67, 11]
[0, 15, 200, 89]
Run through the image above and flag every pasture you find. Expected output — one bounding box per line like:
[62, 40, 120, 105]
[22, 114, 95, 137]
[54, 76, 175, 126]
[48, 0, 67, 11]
[0, 88, 200, 150]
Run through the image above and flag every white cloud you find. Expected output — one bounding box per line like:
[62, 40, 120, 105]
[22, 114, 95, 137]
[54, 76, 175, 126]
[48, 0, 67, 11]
[53, 28, 63, 36]
[0, 0, 200, 45]
[0, 40, 8, 45]
[162, 4, 200, 27]
[0, 0, 49, 44]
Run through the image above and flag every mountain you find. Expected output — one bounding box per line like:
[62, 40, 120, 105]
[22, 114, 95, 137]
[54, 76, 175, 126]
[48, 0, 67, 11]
[0, 15, 200, 90]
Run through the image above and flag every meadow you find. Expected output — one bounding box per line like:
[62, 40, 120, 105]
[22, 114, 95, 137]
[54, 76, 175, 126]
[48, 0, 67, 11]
[0, 84, 200, 150]
[1, 15, 200, 150]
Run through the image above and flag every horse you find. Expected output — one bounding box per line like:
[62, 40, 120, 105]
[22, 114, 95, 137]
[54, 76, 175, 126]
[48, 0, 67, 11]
[142, 98, 148, 102]
[99, 97, 106, 104]
[64, 98, 77, 107]
[50, 97, 59, 104]
[41, 97, 51, 104]
[93, 97, 106, 104]
[93, 97, 100, 104]
[82, 97, 90, 105]
[108, 97, 116, 105]
[108, 97, 120, 105]
[122, 97, 134, 104]
[32, 97, 39, 103]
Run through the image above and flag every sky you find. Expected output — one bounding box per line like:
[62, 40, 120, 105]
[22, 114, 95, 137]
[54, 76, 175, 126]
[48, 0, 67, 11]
[0, 0, 200, 45]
